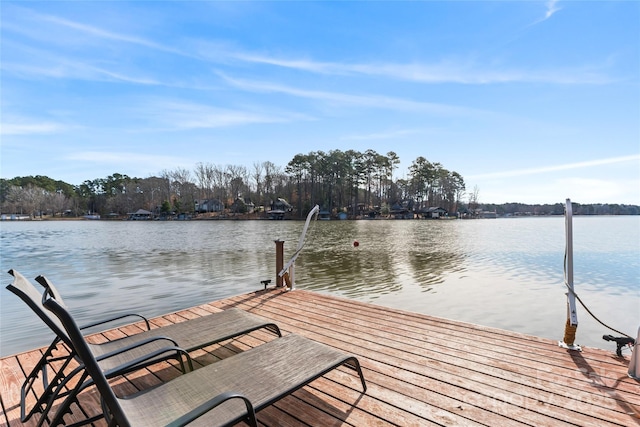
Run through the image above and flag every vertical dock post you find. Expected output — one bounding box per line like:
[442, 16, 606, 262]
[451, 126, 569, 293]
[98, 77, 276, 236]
[560, 198, 581, 351]
[629, 327, 640, 379]
[275, 240, 284, 287]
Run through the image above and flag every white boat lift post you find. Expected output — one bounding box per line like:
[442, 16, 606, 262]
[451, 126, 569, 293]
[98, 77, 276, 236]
[277, 205, 319, 291]
[559, 198, 581, 351]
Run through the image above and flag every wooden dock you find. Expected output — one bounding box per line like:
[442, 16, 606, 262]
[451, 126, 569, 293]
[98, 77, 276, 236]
[1, 288, 638, 426]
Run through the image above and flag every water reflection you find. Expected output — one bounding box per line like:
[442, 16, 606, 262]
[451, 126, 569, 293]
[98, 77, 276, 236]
[298, 220, 467, 296]
[303, 245, 401, 297]
[406, 250, 466, 289]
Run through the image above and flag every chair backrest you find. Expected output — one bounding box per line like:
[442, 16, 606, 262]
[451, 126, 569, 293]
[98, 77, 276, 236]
[42, 295, 130, 426]
[35, 275, 66, 307]
[6, 269, 72, 348]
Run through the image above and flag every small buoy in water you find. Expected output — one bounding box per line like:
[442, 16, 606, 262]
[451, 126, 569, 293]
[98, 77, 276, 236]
[353, 240, 359, 247]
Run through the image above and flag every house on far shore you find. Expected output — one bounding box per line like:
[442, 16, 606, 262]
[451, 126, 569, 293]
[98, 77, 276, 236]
[128, 209, 153, 220]
[195, 199, 224, 213]
[268, 210, 285, 220]
[231, 197, 255, 214]
[0, 214, 31, 221]
[419, 207, 448, 219]
[267, 198, 292, 220]
[390, 202, 414, 219]
[270, 198, 292, 212]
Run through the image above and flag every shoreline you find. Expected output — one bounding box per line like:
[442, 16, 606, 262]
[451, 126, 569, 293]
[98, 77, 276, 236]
[2, 212, 637, 222]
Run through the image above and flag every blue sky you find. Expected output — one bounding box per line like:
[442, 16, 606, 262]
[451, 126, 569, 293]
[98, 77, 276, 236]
[1, 1, 638, 205]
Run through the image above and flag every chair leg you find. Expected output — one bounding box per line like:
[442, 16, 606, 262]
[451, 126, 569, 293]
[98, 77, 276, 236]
[37, 365, 87, 427]
[26, 353, 76, 422]
[345, 357, 367, 392]
[21, 339, 75, 422]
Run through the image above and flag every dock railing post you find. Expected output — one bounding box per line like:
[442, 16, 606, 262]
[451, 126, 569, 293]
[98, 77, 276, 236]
[559, 198, 581, 351]
[275, 240, 284, 287]
[629, 327, 640, 379]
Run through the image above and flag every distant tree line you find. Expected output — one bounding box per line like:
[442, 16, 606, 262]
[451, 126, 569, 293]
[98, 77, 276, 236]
[483, 202, 640, 216]
[0, 149, 638, 218]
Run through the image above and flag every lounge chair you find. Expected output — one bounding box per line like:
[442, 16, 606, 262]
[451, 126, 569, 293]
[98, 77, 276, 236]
[6, 269, 281, 426]
[43, 295, 367, 427]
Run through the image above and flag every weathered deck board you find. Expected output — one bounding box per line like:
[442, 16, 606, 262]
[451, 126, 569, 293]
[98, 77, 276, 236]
[1, 288, 638, 426]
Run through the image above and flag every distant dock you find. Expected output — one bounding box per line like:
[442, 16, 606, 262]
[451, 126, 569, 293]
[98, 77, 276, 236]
[1, 288, 638, 426]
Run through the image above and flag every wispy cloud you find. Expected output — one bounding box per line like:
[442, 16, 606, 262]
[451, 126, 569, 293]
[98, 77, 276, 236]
[1, 7, 196, 85]
[19, 9, 599, 87]
[8, 5, 609, 88]
[218, 73, 482, 115]
[3, 59, 162, 86]
[0, 35, 164, 85]
[35, 13, 189, 57]
[527, 0, 563, 28]
[137, 99, 312, 131]
[230, 52, 610, 85]
[232, 53, 344, 75]
[92, 67, 161, 85]
[0, 118, 74, 135]
[467, 155, 640, 179]
[544, 0, 562, 21]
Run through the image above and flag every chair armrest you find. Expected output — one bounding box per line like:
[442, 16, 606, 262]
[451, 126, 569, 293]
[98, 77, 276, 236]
[74, 345, 195, 397]
[80, 313, 151, 331]
[99, 346, 194, 380]
[166, 391, 258, 427]
[94, 335, 181, 361]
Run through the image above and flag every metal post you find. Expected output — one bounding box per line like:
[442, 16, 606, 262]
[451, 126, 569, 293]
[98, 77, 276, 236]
[565, 199, 578, 327]
[629, 327, 640, 379]
[560, 198, 581, 351]
[275, 240, 284, 287]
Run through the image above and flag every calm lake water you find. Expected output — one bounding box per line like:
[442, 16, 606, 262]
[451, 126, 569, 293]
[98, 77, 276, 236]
[1, 216, 638, 356]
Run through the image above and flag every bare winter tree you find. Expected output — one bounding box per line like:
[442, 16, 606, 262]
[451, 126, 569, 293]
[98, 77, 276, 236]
[262, 161, 277, 198]
[169, 167, 196, 212]
[226, 165, 248, 201]
[6, 185, 43, 217]
[194, 162, 215, 205]
[46, 191, 68, 217]
[2, 185, 22, 214]
[138, 176, 167, 213]
[211, 165, 227, 206]
[158, 170, 174, 205]
[252, 162, 264, 207]
[468, 185, 480, 211]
